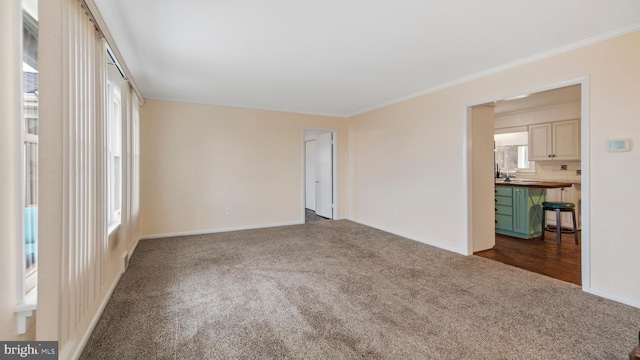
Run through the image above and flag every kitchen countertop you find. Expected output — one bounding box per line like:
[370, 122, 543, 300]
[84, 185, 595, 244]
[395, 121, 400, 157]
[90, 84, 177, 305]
[495, 179, 574, 189]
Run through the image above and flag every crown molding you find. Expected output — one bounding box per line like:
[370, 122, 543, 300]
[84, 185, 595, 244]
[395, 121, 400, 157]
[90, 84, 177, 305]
[346, 23, 640, 118]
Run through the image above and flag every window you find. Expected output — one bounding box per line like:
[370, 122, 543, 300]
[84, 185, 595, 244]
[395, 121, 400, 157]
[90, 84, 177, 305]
[107, 65, 122, 228]
[494, 131, 535, 175]
[23, 4, 38, 294]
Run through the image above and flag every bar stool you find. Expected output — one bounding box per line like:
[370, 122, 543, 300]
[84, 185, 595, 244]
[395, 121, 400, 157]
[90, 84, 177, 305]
[541, 201, 579, 244]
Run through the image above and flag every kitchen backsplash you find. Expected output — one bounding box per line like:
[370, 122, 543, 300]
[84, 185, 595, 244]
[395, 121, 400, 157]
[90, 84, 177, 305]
[517, 160, 581, 182]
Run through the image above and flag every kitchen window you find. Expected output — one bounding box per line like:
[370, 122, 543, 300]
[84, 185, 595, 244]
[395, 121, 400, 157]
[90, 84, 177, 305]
[495, 131, 535, 175]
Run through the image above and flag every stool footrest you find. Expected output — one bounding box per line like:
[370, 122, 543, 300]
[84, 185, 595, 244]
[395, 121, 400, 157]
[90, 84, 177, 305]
[541, 203, 579, 245]
[544, 226, 577, 234]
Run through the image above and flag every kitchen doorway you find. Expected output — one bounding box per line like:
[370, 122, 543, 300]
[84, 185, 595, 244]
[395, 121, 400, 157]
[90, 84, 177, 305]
[303, 129, 337, 222]
[466, 79, 590, 288]
[476, 232, 581, 285]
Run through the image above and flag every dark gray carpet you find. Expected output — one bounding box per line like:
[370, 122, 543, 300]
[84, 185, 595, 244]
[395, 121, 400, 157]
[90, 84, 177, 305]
[305, 208, 330, 222]
[81, 220, 640, 359]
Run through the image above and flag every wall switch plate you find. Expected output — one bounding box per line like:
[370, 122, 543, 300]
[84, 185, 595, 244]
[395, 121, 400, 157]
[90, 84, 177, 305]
[225, 208, 232, 215]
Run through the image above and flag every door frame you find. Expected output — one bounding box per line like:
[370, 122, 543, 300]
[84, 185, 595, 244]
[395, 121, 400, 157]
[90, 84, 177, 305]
[463, 76, 591, 290]
[304, 138, 317, 212]
[302, 128, 339, 221]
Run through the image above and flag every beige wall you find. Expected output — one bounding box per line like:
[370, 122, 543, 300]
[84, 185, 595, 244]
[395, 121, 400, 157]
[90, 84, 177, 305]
[348, 31, 640, 305]
[471, 105, 496, 252]
[139, 32, 640, 306]
[139, 100, 347, 237]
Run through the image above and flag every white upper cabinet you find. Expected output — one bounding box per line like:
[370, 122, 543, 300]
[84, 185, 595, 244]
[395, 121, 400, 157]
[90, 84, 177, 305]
[529, 119, 580, 161]
[528, 123, 552, 160]
[552, 120, 580, 160]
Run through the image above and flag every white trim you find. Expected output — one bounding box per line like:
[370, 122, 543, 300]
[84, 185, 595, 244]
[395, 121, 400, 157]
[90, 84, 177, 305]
[347, 24, 640, 117]
[302, 128, 339, 221]
[579, 79, 591, 291]
[463, 76, 591, 287]
[14, 288, 37, 334]
[125, 235, 141, 269]
[463, 106, 472, 256]
[60, 236, 139, 359]
[348, 218, 465, 255]
[145, 95, 346, 119]
[139, 221, 303, 240]
[107, 222, 120, 237]
[59, 341, 76, 360]
[332, 131, 339, 220]
[585, 288, 640, 309]
[145, 23, 640, 119]
[68, 268, 124, 360]
[22, 0, 37, 21]
[494, 101, 581, 119]
[14, 0, 27, 309]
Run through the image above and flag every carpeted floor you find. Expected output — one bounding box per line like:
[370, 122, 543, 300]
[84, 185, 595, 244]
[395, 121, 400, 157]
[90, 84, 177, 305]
[305, 208, 330, 222]
[81, 220, 640, 359]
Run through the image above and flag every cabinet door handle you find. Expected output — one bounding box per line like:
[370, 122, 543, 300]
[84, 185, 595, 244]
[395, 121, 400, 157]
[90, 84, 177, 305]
[548, 154, 552, 158]
[495, 208, 497, 212]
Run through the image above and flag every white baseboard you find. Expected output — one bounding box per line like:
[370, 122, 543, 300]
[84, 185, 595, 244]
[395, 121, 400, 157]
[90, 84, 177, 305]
[586, 288, 640, 309]
[347, 217, 465, 255]
[347, 218, 640, 309]
[68, 268, 124, 360]
[139, 221, 304, 240]
[123, 235, 141, 271]
[59, 340, 76, 360]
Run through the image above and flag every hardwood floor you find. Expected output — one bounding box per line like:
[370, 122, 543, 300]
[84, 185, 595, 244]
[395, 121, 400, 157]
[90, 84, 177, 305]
[474, 232, 582, 286]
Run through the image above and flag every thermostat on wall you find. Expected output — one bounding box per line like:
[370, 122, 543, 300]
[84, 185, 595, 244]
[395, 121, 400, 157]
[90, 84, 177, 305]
[607, 138, 631, 152]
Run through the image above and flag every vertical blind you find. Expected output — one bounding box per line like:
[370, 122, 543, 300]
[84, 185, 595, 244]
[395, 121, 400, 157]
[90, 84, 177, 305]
[38, 1, 141, 355]
[58, 0, 108, 345]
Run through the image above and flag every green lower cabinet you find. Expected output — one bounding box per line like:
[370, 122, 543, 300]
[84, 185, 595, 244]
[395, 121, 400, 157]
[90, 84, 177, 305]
[495, 186, 545, 239]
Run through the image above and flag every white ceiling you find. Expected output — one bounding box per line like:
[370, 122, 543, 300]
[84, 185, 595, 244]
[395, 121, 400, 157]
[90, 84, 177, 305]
[92, 0, 640, 117]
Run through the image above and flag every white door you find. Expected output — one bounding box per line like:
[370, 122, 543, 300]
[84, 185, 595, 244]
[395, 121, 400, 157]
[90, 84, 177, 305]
[305, 140, 316, 211]
[315, 132, 333, 219]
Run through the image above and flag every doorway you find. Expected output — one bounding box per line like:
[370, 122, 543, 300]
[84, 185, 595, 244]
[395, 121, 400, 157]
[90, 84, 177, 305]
[304, 129, 336, 222]
[466, 80, 589, 288]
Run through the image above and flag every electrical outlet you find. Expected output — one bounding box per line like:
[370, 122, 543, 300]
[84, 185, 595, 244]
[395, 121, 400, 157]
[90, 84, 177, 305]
[576, 170, 581, 175]
[560, 165, 567, 170]
[225, 207, 232, 215]
[393, 209, 399, 217]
